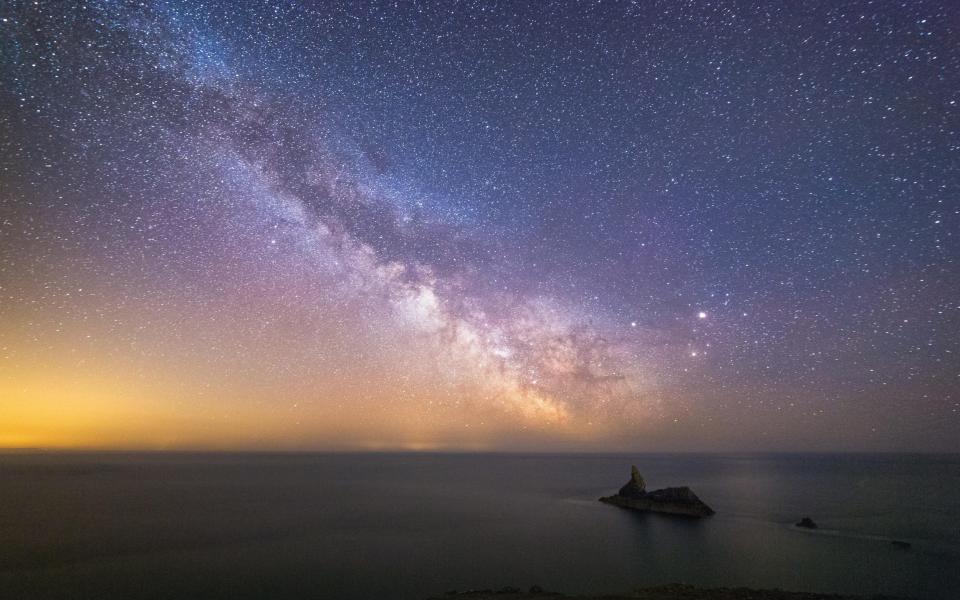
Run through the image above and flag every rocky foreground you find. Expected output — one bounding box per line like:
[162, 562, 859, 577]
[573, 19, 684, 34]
[430, 583, 904, 600]
[599, 466, 715, 518]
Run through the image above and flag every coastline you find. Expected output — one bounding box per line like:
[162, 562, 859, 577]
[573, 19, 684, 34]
[431, 583, 907, 600]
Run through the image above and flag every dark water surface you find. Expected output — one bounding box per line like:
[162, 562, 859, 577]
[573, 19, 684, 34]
[1, 453, 958, 599]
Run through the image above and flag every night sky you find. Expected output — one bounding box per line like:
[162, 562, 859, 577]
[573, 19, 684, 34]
[1, 1, 957, 451]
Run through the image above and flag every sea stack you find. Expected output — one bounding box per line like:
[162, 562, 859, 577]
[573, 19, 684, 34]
[599, 465, 714, 517]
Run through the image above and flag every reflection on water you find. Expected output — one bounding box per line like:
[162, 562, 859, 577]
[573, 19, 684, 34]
[0, 453, 957, 599]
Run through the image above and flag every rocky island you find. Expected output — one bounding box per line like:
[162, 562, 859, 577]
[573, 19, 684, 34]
[599, 466, 715, 517]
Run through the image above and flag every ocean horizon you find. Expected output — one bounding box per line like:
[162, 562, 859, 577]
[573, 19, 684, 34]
[1, 452, 957, 599]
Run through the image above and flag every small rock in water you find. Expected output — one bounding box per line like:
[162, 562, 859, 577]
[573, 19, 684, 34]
[796, 517, 818, 529]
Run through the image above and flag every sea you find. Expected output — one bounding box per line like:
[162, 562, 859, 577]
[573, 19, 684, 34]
[0, 453, 958, 599]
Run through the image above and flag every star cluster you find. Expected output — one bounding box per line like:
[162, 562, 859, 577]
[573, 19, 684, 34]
[0, 0, 957, 451]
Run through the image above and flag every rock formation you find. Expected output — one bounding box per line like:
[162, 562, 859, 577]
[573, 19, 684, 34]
[618, 465, 646, 498]
[599, 466, 714, 517]
[795, 517, 818, 529]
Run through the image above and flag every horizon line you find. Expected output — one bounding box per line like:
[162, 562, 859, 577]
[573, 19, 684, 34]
[2, 448, 958, 456]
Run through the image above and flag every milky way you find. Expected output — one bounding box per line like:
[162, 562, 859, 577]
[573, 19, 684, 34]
[1, 1, 958, 451]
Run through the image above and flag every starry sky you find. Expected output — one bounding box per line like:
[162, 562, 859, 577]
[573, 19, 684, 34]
[1, 0, 957, 452]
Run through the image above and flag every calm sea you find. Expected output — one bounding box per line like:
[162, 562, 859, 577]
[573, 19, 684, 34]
[0, 453, 957, 599]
